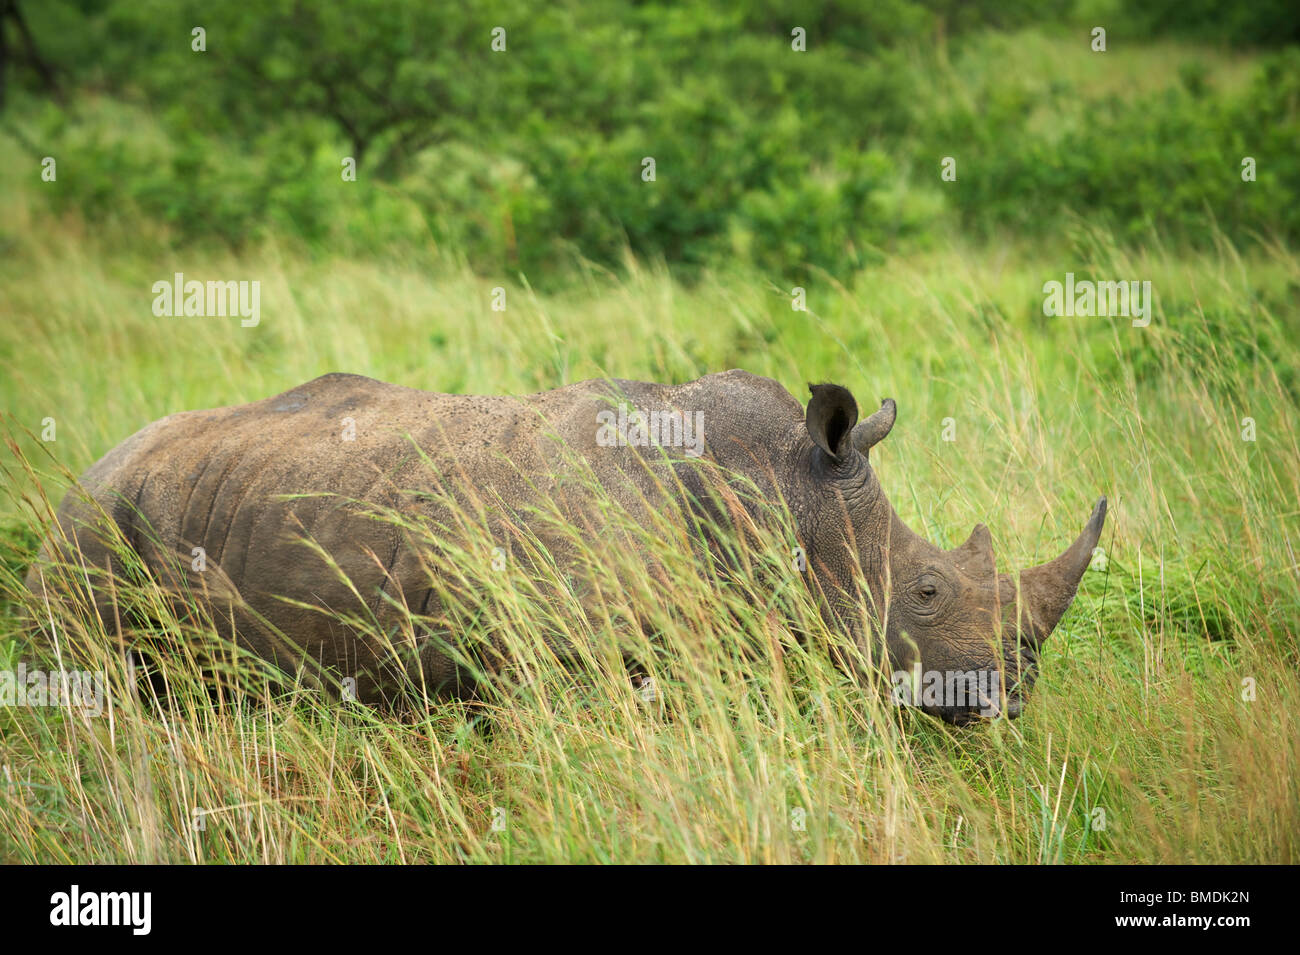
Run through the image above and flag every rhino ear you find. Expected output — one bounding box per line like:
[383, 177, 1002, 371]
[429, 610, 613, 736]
[851, 399, 896, 457]
[805, 383, 859, 460]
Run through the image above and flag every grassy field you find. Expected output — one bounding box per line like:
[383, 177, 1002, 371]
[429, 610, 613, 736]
[1, 169, 1297, 862]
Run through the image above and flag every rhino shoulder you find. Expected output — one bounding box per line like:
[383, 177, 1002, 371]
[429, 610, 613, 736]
[252, 372, 397, 413]
[688, 368, 803, 415]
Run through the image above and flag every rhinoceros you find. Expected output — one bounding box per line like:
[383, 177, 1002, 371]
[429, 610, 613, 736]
[24, 370, 1105, 723]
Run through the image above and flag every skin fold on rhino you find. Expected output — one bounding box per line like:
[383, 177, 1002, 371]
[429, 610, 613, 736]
[24, 370, 1106, 724]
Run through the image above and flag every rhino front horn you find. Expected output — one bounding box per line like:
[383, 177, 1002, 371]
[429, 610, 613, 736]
[1000, 497, 1107, 646]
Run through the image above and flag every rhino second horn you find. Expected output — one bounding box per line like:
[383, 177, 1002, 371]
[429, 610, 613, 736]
[1000, 497, 1107, 646]
[949, 522, 995, 578]
[851, 398, 896, 456]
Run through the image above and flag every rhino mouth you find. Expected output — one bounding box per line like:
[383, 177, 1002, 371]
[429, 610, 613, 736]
[897, 662, 1028, 725]
[922, 702, 1005, 726]
[918, 676, 1027, 724]
[927, 694, 1023, 725]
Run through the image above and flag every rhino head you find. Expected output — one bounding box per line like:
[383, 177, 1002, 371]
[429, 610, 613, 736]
[797, 384, 1106, 725]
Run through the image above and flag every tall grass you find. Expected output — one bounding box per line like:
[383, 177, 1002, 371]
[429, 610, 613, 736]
[0, 180, 1297, 862]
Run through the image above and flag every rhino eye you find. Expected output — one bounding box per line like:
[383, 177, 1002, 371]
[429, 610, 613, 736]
[916, 574, 941, 601]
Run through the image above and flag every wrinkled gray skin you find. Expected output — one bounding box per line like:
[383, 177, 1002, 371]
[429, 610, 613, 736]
[26, 370, 1105, 723]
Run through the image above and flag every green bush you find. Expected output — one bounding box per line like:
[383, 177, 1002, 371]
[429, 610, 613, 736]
[926, 48, 1300, 248]
[6, 1, 1299, 278]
